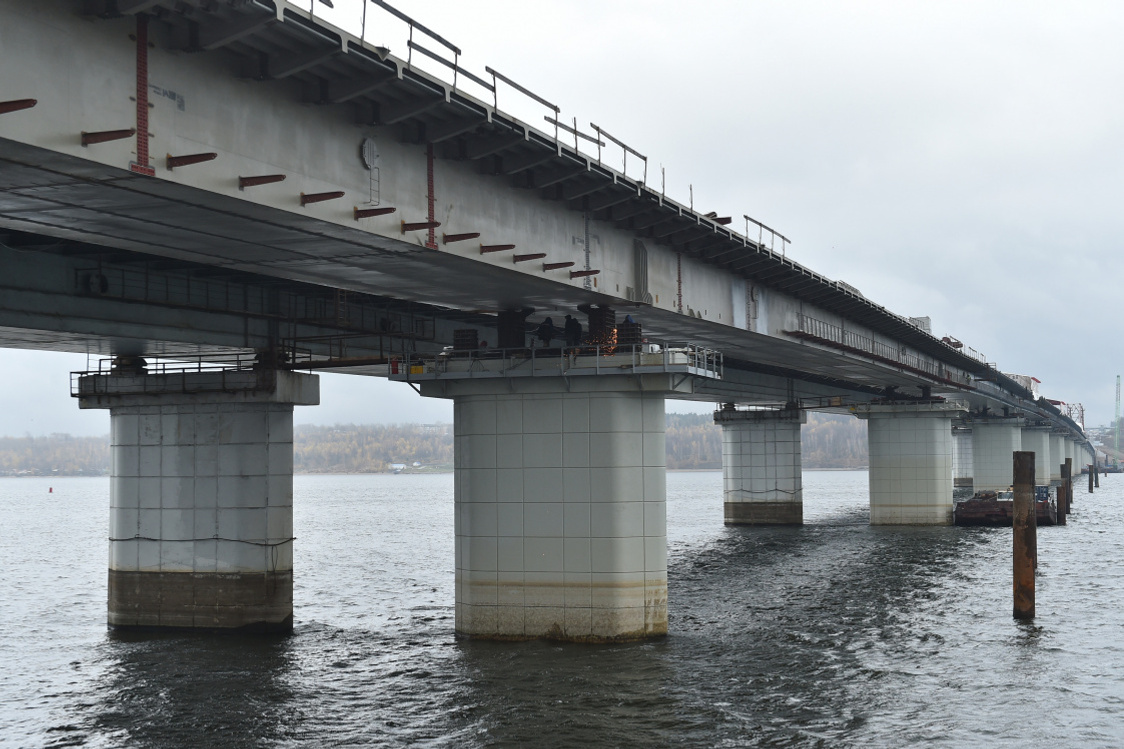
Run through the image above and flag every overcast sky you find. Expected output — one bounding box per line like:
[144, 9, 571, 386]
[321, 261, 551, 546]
[2, 0, 1121, 436]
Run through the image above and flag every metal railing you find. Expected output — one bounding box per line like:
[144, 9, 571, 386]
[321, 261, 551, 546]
[389, 342, 723, 381]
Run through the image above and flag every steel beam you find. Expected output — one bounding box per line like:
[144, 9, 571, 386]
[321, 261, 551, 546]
[427, 115, 486, 144]
[500, 148, 559, 175]
[535, 163, 587, 188]
[588, 190, 636, 212]
[380, 94, 446, 125]
[198, 13, 276, 51]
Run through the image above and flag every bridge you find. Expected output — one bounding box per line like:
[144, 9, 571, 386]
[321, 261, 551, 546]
[0, 0, 1098, 641]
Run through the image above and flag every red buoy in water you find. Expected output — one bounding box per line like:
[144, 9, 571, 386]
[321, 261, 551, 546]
[49, 487, 53, 493]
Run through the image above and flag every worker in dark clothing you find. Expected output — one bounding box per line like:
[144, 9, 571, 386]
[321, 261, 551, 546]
[535, 317, 557, 347]
[563, 314, 582, 347]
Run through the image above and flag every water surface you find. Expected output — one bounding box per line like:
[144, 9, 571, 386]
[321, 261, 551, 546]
[2, 471, 1121, 747]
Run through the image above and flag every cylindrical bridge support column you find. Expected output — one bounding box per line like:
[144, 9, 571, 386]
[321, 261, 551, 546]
[714, 406, 805, 525]
[971, 418, 1025, 492]
[1020, 427, 1052, 487]
[952, 426, 973, 488]
[854, 402, 965, 525]
[1049, 433, 1064, 483]
[420, 374, 689, 642]
[78, 369, 319, 631]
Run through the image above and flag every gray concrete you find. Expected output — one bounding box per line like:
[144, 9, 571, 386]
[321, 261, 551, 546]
[420, 374, 689, 642]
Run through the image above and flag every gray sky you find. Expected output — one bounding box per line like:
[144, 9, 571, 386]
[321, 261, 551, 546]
[2, 0, 1122, 435]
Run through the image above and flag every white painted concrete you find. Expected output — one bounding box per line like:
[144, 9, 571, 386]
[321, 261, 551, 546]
[0, 0, 972, 397]
[952, 428, 973, 485]
[715, 408, 805, 524]
[971, 420, 1024, 492]
[107, 399, 298, 575]
[1049, 433, 1065, 481]
[80, 370, 318, 628]
[855, 402, 964, 525]
[1021, 428, 1052, 486]
[420, 375, 685, 641]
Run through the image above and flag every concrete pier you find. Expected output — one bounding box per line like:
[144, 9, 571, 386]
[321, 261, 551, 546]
[1021, 427, 1052, 487]
[1049, 433, 1065, 482]
[714, 406, 805, 525]
[855, 402, 964, 525]
[78, 369, 319, 631]
[1012, 451, 1036, 619]
[952, 427, 974, 487]
[419, 375, 685, 642]
[971, 419, 1024, 492]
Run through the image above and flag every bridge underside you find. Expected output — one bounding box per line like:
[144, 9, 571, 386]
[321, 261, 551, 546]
[1, 138, 952, 407]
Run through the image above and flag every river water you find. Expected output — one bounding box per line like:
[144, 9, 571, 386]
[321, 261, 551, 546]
[1, 471, 1122, 748]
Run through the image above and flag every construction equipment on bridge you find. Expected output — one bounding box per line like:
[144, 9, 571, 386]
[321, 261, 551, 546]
[954, 485, 1057, 527]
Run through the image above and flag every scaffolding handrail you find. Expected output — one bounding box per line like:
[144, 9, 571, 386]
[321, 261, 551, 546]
[389, 341, 723, 381]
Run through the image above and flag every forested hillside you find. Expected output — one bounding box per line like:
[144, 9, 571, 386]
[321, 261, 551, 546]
[0, 412, 868, 475]
[664, 412, 867, 469]
[0, 434, 110, 476]
[801, 413, 869, 468]
[294, 424, 453, 473]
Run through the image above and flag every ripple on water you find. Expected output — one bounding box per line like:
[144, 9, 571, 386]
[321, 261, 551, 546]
[2, 472, 1124, 747]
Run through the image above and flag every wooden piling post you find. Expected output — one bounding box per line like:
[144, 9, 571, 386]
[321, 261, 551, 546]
[1065, 458, 1073, 514]
[1013, 451, 1036, 619]
[1057, 461, 1068, 525]
[1095, 461, 1100, 488]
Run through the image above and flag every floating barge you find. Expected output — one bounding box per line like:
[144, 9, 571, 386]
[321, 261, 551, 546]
[954, 488, 1058, 527]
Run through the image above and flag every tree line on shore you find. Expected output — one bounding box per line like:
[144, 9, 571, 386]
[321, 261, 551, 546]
[0, 413, 868, 476]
